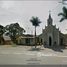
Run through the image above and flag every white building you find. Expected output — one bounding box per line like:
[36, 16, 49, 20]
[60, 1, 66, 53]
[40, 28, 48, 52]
[39, 13, 66, 47]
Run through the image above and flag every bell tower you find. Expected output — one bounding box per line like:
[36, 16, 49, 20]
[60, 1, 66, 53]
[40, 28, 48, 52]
[47, 11, 53, 26]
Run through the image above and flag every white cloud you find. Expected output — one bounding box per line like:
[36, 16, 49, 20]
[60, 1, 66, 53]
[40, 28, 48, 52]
[0, 1, 66, 35]
[1, 1, 15, 9]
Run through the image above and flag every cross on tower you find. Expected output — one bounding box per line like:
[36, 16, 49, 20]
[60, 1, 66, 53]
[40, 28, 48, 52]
[49, 10, 51, 14]
[47, 10, 53, 26]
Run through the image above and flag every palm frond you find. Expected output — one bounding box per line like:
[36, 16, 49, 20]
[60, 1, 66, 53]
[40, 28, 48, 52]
[59, 17, 65, 22]
[63, 7, 67, 14]
[30, 16, 41, 26]
[58, 13, 64, 16]
[58, 6, 67, 22]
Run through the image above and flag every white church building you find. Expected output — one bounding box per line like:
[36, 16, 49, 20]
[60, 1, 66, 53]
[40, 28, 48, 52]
[39, 13, 67, 47]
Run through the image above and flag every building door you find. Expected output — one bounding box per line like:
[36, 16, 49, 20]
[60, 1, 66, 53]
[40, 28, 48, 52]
[26, 38, 30, 45]
[49, 36, 52, 46]
[60, 38, 63, 46]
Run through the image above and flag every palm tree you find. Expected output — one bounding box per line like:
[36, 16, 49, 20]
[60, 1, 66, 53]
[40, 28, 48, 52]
[58, 6, 67, 22]
[30, 16, 41, 48]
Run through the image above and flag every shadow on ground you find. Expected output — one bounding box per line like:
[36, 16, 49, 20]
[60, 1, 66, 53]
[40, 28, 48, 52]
[28, 45, 67, 52]
[44, 45, 67, 52]
[28, 46, 44, 51]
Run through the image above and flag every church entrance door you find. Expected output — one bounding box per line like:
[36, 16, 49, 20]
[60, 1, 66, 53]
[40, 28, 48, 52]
[49, 36, 52, 46]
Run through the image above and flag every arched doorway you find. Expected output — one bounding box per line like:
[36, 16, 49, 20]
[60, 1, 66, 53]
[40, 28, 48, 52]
[60, 38, 63, 46]
[49, 36, 52, 46]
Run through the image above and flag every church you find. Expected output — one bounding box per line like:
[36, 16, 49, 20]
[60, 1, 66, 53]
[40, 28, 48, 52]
[39, 13, 67, 47]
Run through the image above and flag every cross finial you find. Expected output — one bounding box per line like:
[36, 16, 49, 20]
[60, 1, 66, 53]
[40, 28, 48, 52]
[49, 10, 51, 14]
[49, 10, 51, 19]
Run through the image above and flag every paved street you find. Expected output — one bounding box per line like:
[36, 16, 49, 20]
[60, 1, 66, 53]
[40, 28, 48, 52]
[0, 45, 67, 65]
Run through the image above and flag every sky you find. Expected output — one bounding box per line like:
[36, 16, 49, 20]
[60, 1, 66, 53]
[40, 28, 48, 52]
[0, 0, 67, 35]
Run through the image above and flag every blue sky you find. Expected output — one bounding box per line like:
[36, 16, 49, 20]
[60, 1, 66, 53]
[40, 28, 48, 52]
[0, 0, 67, 35]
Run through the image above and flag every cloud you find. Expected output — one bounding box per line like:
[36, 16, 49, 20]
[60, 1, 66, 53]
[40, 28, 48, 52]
[0, 1, 66, 35]
[1, 1, 15, 9]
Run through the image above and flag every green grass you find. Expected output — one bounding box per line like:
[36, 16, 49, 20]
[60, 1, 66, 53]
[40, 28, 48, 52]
[12, 44, 17, 47]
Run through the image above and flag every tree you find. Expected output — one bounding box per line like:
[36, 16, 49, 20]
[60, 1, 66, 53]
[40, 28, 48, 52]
[0, 25, 5, 44]
[0, 25, 4, 36]
[58, 6, 67, 22]
[5, 23, 25, 43]
[30, 16, 41, 48]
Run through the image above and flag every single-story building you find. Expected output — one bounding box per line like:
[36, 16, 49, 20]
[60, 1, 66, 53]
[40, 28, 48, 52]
[16, 34, 35, 45]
